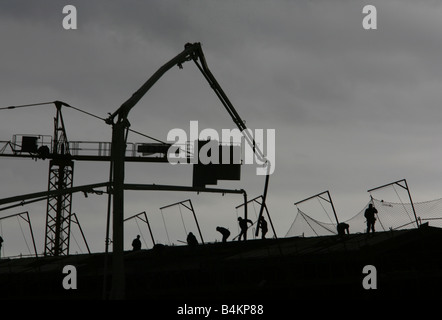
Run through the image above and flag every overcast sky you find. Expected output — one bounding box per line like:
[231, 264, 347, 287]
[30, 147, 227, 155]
[1, 0, 442, 255]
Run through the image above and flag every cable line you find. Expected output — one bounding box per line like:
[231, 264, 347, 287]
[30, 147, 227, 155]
[1, 100, 168, 144]
[0, 101, 54, 110]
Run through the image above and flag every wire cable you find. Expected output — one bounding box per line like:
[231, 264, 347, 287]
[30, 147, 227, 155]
[1, 100, 168, 144]
[160, 209, 171, 245]
[178, 204, 188, 237]
[0, 101, 54, 111]
[393, 184, 413, 223]
[67, 104, 168, 144]
[17, 215, 31, 255]
[63, 102, 168, 144]
[64, 103, 106, 122]
[317, 197, 334, 225]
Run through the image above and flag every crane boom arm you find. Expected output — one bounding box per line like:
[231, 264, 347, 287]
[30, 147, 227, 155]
[0, 182, 110, 207]
[106, 43, 199, 125]
[106, 42, 266, 163]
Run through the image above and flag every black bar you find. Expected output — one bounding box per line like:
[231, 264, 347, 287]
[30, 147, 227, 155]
[367, 179, 419, 229]
[124, 211, 156, 247]
[71, 213, 91, 254]
[294, 191, 329, 206]
[0, 182, 110, 206]
[144, 211, 156, 246]
[159, 199, 192, 211]
[124, 184, 245, 195]
[188, 200, 204, 245]
[25, 212, 38, 258]
[294, 190, 339, 226]
[367, 179, 406, 193]
[0, 154, 170, 162]
[0, 211, 38, 258]
[404, 179, 420, 228]
[327, 190, 340, 225]
[235, 195, 262, 209]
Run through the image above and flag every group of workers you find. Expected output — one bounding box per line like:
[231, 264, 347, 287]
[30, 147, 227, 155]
[183, 215, 268, 247]
[217, 215, 268, 243]
[0, 204, 379, 254]
[131, 203, 379, 251]
[131, 215, 270, 251]
[337, 203, 378, 236]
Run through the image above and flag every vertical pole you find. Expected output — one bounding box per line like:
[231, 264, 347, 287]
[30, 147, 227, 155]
[368, 179, 420, 229]
[110, 121, 126, 299]
[263, 203, 278, 239]
[143, 212, 156, 246]
[403, 180, 420, 228]
[72, 213, 91, 254]
[25, 212, 38, 258]
[252, 197, 278, 239]
[53, 106, 59, 155]
[53, 162, 65, 256]
[45, 103, 73, 257]
[254, 163, 271, 238]
[243, 191, 248, 240]
[105, 161, 113, 254]
[188, 200, 204, 245]
[327, 191, 340, 225]
[103, 160, 113, 300]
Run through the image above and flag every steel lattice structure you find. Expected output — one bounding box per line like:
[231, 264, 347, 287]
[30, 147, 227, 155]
[44, 158, 74, 256]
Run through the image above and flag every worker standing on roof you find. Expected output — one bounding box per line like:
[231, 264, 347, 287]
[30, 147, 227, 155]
[237, 217, 253, 241]
[365, 203, 378, 234]
[132, 235, 141, 251]
[258, 216, 268, 239]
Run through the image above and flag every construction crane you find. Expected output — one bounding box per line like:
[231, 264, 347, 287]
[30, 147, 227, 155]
[0, 42, 271, 299]
[0, 100, 175, 257]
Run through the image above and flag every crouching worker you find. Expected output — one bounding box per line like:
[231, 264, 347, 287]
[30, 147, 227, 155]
[337, 222, 350, 237]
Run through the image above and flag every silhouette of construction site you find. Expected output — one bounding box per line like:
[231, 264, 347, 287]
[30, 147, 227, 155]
[1, 43, 442, 300]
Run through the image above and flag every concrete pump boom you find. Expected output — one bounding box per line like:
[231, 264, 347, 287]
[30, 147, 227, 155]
[107, 42, 270, 299]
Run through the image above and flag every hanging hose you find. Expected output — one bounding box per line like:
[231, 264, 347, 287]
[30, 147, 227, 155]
[255, 161, 271, 237]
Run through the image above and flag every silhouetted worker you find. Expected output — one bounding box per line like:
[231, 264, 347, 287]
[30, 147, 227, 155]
[0, 236, 3, 258]
[258, 216, 268, 239]
[216, 226, 231, 243]
[337, 222, 350, 237]
[364, 203, 378, 234]
[237, 217, 253, 241]
[132, 235, 141, 251]
[187, 232, 198, 246]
